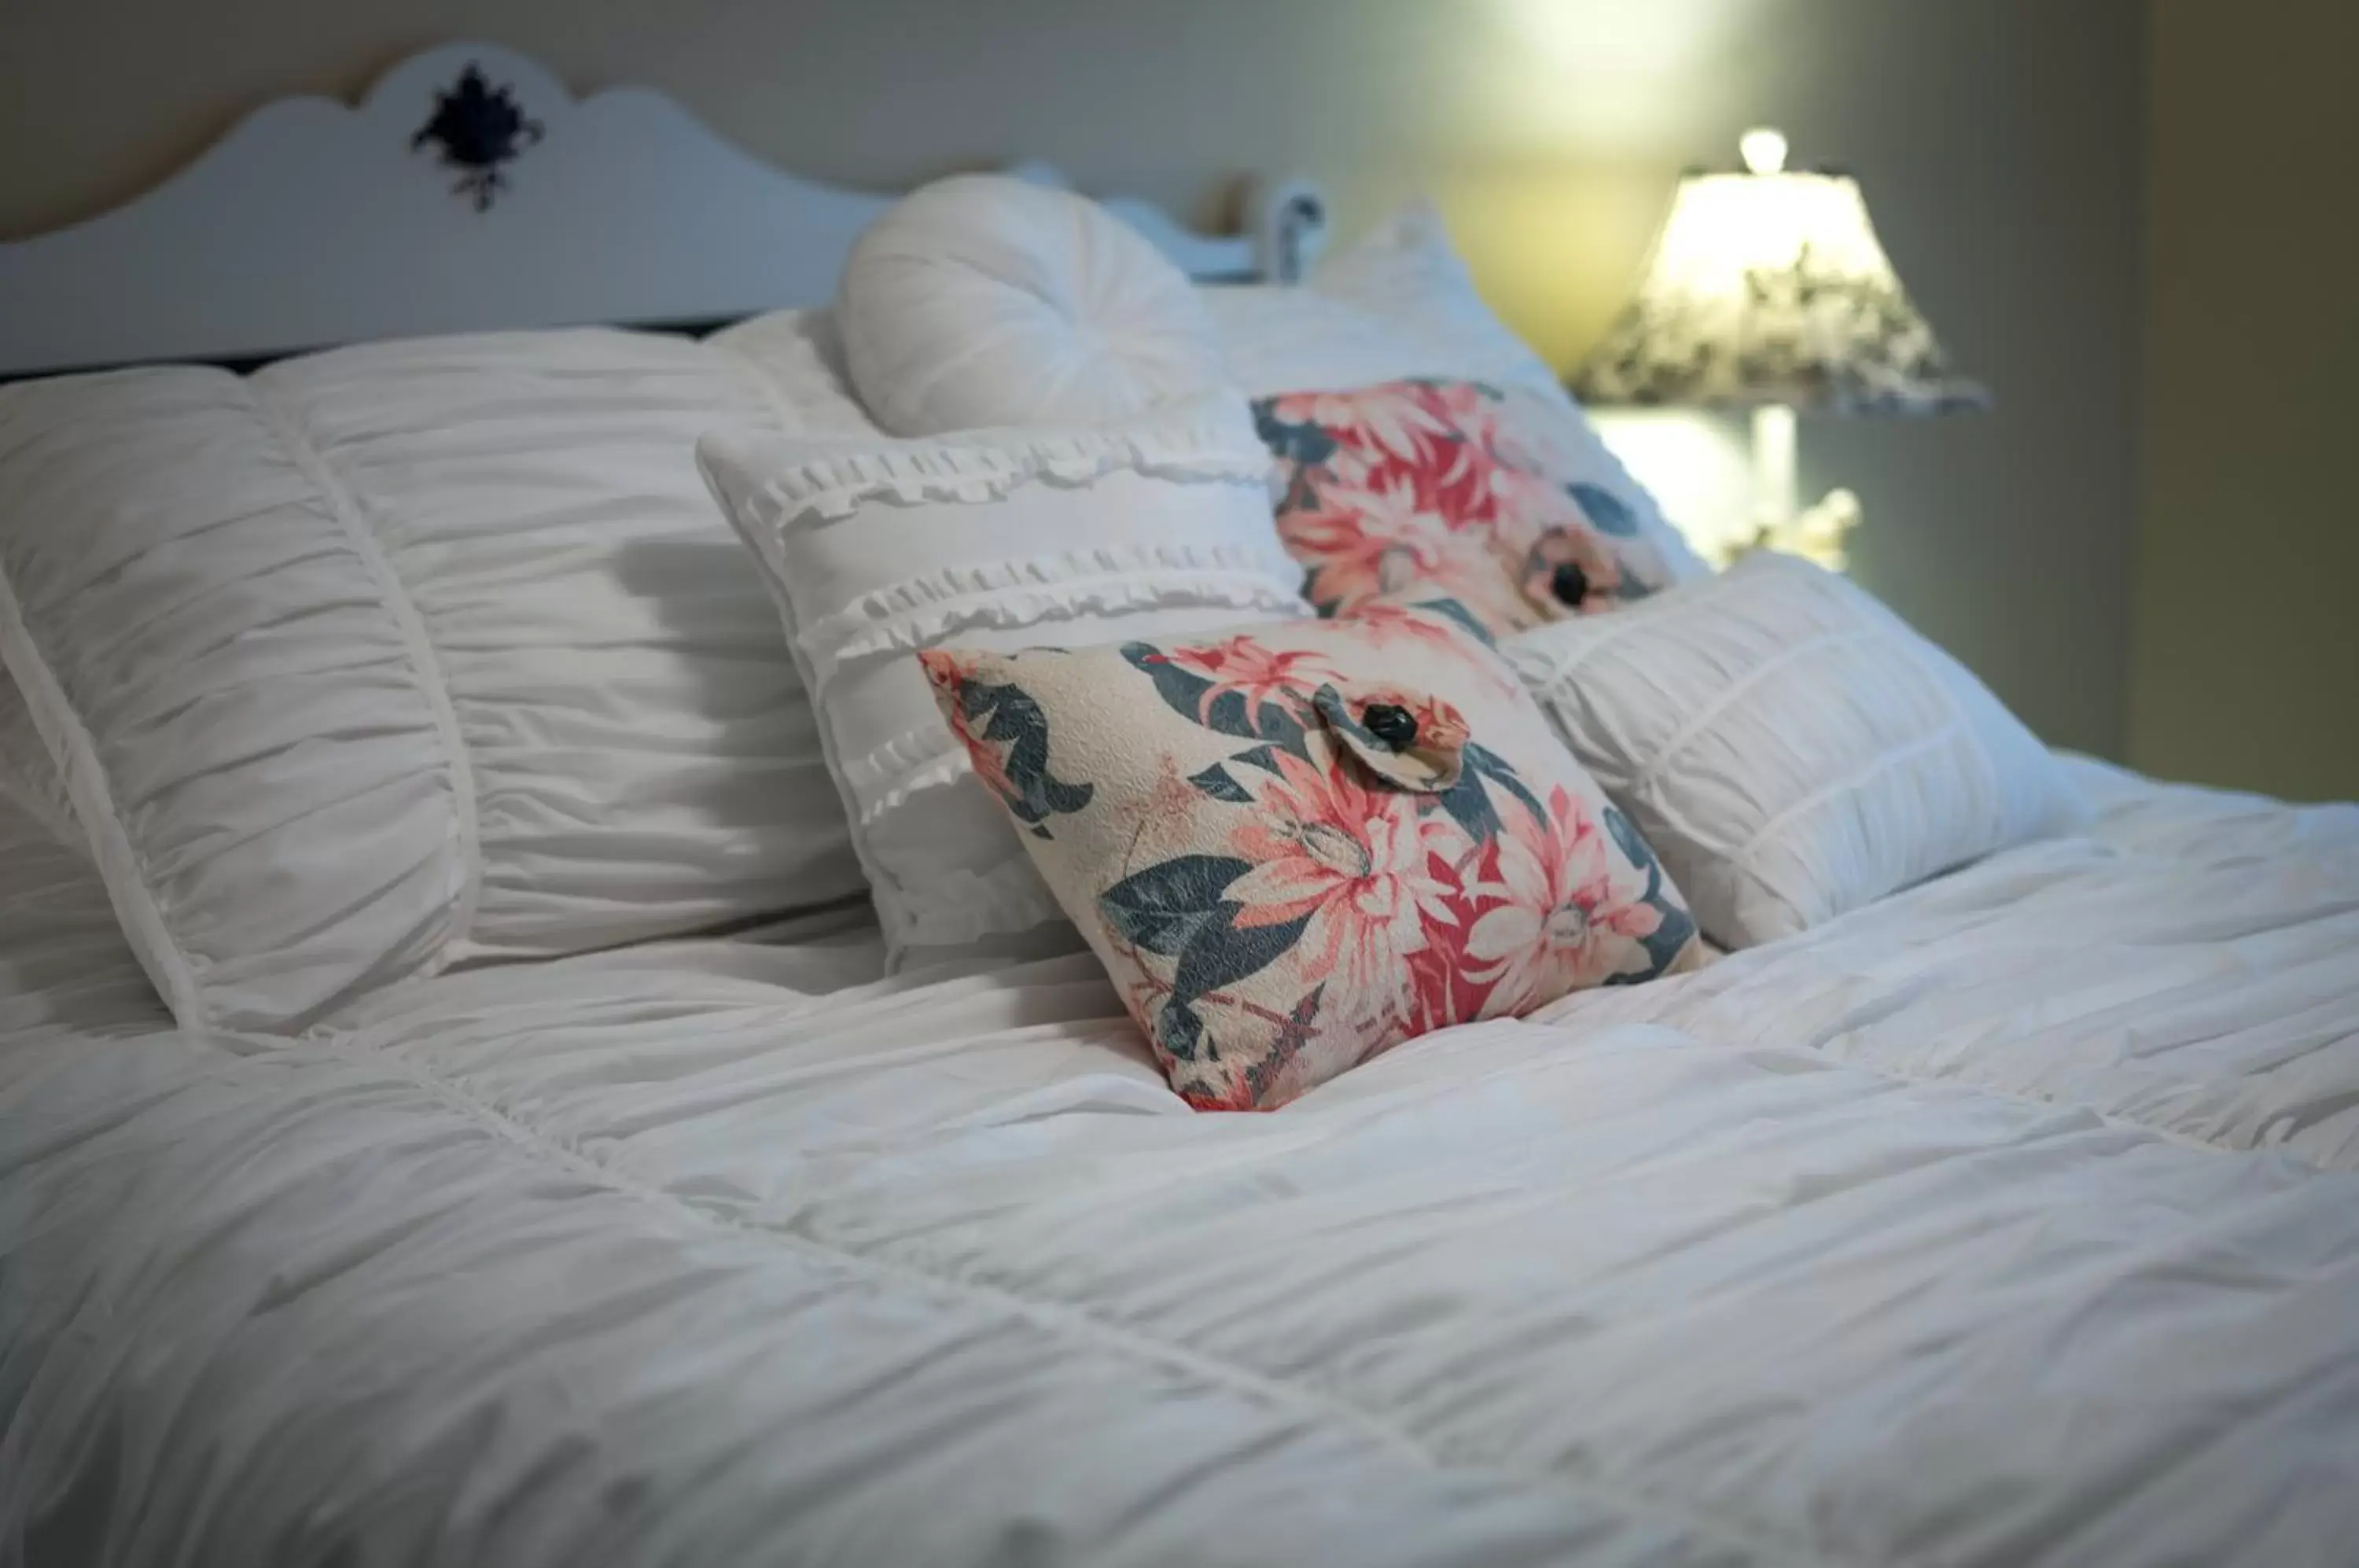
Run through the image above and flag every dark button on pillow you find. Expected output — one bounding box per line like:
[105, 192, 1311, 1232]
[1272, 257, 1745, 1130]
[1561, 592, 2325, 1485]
[1312, 683, 1467, 793]
[1362, 702, 1419, 750]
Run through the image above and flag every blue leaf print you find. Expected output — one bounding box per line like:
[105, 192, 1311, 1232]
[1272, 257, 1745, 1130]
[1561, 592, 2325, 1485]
[1251, 396, 1340, 469]
[1100, 853, 1249, 958]
[1187, 762, 1257, 804]
[1120, 643, 1310, 755]
[1569, 482, 1641, 538]
[944, 672, 1094, 836]
[1600, 804, 1698, 978]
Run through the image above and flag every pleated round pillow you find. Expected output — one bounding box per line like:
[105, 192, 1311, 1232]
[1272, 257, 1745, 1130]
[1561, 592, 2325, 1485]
[838, 175, 1229, 434]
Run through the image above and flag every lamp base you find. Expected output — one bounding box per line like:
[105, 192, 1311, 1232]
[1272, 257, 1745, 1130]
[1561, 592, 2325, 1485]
[1724, 488, 1862, 572]
[1728, 404, 1860, 572]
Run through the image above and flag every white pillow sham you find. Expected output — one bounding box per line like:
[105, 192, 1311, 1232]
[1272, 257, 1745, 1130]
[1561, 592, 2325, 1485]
[1207, 200, 1567, 403]
[0, 326, 873, 1032]
[698, 393, 1312, 970]
[702, 306, 893, 437]
[1506, 552, 2090, 948]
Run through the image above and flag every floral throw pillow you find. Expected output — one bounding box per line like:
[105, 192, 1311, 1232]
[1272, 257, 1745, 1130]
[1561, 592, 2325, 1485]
[919, 602, 1699, 1110]
[1253, 377, 1681, 638]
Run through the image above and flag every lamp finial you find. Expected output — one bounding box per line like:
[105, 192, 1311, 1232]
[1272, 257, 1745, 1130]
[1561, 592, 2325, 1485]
[1739, 127, 1788, 175]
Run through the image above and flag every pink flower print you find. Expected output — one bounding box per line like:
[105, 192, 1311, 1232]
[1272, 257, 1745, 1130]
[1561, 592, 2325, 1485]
[1278, 470, 1446, 604]
[1353, 382, 1507, 528]
[1276, 381, 1510, 530]
[1466, 786, 1663, 1012]
[1282, 475, 1529, 630]
[1283, 385, 1456, 474]
[1224, 742, 1467, 1025]
[1150, 635, 1338, 725]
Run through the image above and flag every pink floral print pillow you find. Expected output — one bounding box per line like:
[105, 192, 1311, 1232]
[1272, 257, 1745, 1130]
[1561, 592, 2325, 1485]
[918, 602, 1699, 1111]
[1253, 377, 1680, 638]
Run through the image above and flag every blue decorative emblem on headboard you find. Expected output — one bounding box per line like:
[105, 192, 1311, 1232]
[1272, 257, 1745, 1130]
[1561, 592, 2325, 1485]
[410, 64, 543, 212]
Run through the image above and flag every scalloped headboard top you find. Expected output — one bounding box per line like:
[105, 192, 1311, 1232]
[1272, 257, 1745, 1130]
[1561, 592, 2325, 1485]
[0, 42, 1327, 378]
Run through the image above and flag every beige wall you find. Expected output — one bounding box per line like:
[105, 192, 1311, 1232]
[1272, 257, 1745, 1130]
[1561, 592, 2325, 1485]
[0, 0, 2148, 756]
[2135, 1, 2359, 801]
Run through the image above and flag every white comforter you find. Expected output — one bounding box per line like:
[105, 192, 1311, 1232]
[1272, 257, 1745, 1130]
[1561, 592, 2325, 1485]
[3, 761, 2357, 1567]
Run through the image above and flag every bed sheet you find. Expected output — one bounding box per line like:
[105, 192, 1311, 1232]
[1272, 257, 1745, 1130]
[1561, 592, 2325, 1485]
[3, 762, 2357, 1565]
[1539, 756, 2359, 1169]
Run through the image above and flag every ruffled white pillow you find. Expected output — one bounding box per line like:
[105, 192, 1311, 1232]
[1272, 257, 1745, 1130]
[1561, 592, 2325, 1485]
[837, 175, 1230, 435]
[699, 393, 1312, 970]
[1507, 552, 2090, 948]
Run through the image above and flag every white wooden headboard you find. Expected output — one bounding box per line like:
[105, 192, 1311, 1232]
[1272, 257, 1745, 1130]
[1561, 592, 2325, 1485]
[0, 42, 1328, 378]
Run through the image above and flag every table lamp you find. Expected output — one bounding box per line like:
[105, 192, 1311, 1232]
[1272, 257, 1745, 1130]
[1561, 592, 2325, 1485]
[1573, 129, 1988, 570]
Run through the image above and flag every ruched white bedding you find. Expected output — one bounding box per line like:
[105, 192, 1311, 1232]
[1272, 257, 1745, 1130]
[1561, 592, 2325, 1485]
[3, 760, 2357, 1566]
[0, 332, 869, 1036]
[0, 797, 171, 1089]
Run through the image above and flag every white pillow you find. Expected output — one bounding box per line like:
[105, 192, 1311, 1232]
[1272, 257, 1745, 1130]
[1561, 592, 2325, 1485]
[698, 393, 1312, 970]
[1207, 200, 1711, 586]
[701, 307, 879, 436]
[1506, 552, 2090, 948]
[1207, 201, 1566, 403]
[839, 175, 1230, 436]
[0, 666, 78, 856]
[0, 327, 872, 1032]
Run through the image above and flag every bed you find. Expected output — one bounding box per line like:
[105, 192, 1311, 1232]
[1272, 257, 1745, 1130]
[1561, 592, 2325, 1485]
[4, 44, 2357, 1568]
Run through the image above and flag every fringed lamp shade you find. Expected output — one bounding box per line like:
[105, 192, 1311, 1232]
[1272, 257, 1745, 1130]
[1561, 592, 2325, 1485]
[1573, 150, 1988, 415]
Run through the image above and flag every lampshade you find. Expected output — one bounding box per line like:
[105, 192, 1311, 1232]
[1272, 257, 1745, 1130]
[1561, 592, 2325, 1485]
[1573, 138, 1987, 414]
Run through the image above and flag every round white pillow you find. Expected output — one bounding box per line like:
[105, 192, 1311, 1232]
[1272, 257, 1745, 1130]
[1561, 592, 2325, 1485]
[837, 175, 1230, 435]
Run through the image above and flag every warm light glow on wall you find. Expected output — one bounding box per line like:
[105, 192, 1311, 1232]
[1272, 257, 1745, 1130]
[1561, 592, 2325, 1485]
[1489, 0, 1763, 79]
[1470, 0, 1769, 150]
